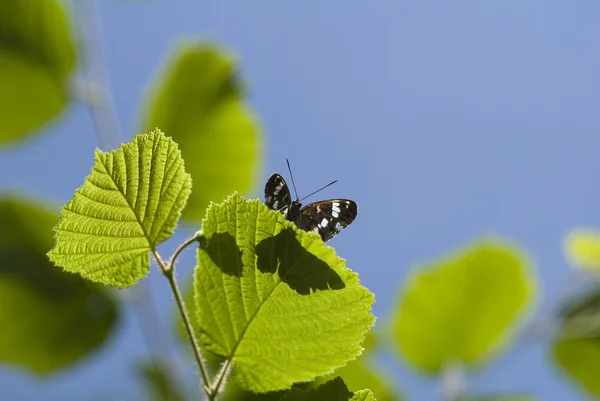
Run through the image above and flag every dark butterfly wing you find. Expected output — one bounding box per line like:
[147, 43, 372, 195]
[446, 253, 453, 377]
[264, 173, 292, 211]
[295, 199, 358, 242]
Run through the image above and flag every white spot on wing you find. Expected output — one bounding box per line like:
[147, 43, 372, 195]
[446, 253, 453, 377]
[332, 210, 339, 218]
[332, 202, 341, 214]
[320, 218, 328, 227]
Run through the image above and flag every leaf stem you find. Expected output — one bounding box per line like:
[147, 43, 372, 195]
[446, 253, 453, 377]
[440, 361, 464, 401]
[165, 267, 212, 395]
[166, 232, 202, 273]
[151, 237, 212, 398]
[209, 358, 233, 399]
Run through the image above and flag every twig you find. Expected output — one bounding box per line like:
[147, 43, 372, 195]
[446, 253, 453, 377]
[152, 239, 212, 399]
[71, 0, 191, 397]
[72, 0, 123, 150]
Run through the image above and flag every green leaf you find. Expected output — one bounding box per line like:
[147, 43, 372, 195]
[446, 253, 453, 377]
[140, 43, 261, 222]
[553, 338, 600, 398]
[558, 287, 600, 322]
[392, 239, 536, 373]
[458, 397, 535, 401]
[564, 228, 600, 271]
[218, 335, 394, 400]
[0, 196, 118, 374]
[551, 284, 600, 398]
[351, 390, 376, 401]
[554, 286, 600, 347]
[194, 194, 375, 393]
[221, 385, 304, 401]
[281, 377, 375, 401]
[0, 0, 75, 145]
[315, 333, 397, 401]
[137, 358, 186, 401]
[48, 129, 192, 288]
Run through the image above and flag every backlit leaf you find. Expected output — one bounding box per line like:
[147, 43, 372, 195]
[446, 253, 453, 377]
[316, 333, 397, 401]
[140, 44, 261, 221]
[194, 194, 375, 392]
[0, 196, 117, 374]
[0, 0, 75, 145]
[552, 282, 600, 398]
[458, 396, 535, 401]
[564, 228, 600, 271]
[138, 358, 186, 401]
[48, 130, 191, 288]
[281, 377, 375, 401]
[351, 390, 377, 401]
[553, 338, 600, 398]
[392, 239, 536, 373]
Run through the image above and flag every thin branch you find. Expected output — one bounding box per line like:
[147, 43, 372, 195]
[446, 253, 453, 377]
[167, 232, 202, 273]
[440, 361, 465, 401]
[72, 0, 123, 150]
[152, 247, 212, 398]
[72, 0, 193, 396]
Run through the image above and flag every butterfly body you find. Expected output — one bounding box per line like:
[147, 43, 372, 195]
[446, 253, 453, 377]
[264, 173, 357, 242]
[284, 200, 303, 222]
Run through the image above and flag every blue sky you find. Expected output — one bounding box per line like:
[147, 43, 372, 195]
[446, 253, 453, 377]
[2, 0, 600, 399]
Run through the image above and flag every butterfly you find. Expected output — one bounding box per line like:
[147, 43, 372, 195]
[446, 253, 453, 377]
[264, 160, 358, 242]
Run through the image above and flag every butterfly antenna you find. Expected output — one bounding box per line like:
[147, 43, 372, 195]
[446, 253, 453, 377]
[286, 158, 300, 200]
[300, 179, 338, 202]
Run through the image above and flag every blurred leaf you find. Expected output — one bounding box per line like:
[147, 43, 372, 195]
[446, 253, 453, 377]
[564, 228, 600, 270]
[316, 333, 397, 401]
[194, 194, 375, 393]
[48, 130, 191, 288]
[559, 286, 600, 321]
[556, 283, 600, 339]
[552, 281, 600, 397]
[0, 0, 75, 145]
[392, 239, 536, 373]
[138, 358, 185, 401]
[281, 377, 375, 401]
[140, 43, 261, 222]
[458, 396, 535, 401]
[553, 338, 600, 398]
[0, 196, 118, 374]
